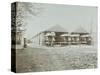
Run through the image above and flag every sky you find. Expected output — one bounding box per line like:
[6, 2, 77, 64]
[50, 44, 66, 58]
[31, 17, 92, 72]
[21, 3, 98, 39]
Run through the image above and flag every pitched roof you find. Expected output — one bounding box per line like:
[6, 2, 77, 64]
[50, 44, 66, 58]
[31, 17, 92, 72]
[32, 25, 67, 39]
[45, 25, 67, 32]
[72, 26, 88, 34]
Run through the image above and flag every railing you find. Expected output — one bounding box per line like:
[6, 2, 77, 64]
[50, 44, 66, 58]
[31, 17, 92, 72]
[44, 40, 92, 46]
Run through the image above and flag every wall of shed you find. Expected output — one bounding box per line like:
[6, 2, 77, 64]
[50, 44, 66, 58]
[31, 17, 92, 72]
[32, 33, 45, 47]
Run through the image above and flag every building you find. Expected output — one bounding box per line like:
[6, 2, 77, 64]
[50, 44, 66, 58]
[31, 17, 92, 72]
[31, 25, 68, 47]
[30, 25, 92, 47]
[71, 26, 92, 45]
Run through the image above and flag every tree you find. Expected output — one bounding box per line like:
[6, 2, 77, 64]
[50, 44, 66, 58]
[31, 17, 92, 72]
[16, 2, 44, 47]
[16, 2, 44, 30]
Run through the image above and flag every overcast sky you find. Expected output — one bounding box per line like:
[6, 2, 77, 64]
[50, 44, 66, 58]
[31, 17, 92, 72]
[22, 3, 97, 39]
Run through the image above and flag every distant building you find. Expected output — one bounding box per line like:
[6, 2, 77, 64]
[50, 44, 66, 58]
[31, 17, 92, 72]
[31, 25, 92, 47]
[71, 26, 92, 45]
[32, 25, 68, 47]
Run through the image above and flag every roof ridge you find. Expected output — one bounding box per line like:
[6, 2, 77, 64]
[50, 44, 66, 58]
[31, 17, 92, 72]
[45, 24, 67, 32]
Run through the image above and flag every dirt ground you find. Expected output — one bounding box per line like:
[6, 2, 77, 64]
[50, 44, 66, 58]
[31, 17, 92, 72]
[16, 46, 97, 73]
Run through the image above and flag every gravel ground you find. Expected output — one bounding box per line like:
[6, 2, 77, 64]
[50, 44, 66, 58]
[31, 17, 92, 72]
[16, 46, 97, 73]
